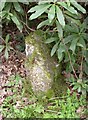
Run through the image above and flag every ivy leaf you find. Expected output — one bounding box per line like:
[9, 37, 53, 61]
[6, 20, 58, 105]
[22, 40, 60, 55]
[45, 37, 58, 44]
[51, 42, 59, 57]
[69, 38, 78, 54]
[48, 4, 55, 23]
[56, 5, 65, 27]
[29, 4, 51, 20]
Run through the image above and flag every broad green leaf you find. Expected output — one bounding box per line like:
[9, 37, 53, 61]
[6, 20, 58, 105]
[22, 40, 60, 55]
[0, 45, 4, 52]
[3, 2, 11, 12]
[81, 33, 88, 41]
[29, 4, 51, 20]
[0, 11, 7, 18]
[64, 34, 77, 44]
[11, 15, 20, 25]
[56, 5, 65, 27]
[4, 48, 9, 59]
[65, 14, 81, 25]
[18, 0, 29, 4]
[37, 19, 49, 29]
[13, 2, 24, 14]
[11, 15, 23, 32]
[77, 37, 86, 49]
[72, 85, 79, 90]
[28, 4, 49, 13]
[70, 0, 86, 14]
[64, 11, 80, 20]
[56, 20, 63, 39]
[0, 0, 6, 11]
[65, 24, 79, 33]
[57, 43, 65, 62]
[45, 37, 58, 43]
[48, 4, 55, 23]
[69, 38, 78, 53]
[51, 42, 59, 57]
[58, 2, 78, 15]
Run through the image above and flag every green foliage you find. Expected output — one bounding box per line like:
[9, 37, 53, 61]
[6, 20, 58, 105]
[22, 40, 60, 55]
[0, 1, 27, 32]
[28, 1, 87, 96]
[0, 34, 13, 59]
[1, 88, 86, 118]
[0, 1, 87, 118]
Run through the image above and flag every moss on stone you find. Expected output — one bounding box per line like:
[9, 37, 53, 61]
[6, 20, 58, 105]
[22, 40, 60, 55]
[24, 30, 67, 98]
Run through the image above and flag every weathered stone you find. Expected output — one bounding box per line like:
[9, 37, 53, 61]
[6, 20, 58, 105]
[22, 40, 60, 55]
[24, 30, 67, 97]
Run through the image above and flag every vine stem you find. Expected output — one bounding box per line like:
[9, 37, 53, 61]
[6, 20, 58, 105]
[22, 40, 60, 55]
[20, 20, 35, 32]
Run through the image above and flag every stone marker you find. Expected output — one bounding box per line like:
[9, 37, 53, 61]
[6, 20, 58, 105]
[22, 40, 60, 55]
[24, 30, 67, 97]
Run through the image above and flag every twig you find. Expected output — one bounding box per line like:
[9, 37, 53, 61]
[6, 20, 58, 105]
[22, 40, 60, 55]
[79, 55, 83, 79]
[62, 38, 78, 79]
[20, 20, 35, 32]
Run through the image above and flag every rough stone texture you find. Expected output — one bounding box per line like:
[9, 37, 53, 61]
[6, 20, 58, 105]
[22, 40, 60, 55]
[25, 30, 67, 96]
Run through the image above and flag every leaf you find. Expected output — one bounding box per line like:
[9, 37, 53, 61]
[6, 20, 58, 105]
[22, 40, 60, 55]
[13, 2, 24, 14]
[70, 0, 86, 14]
[11, 15, 23, 32]
[3, 2, 11, 12]
[63, 34, 77, 44]
[45, 37, 58, 44]
[11, 15, 20, 25]
[29, 4, 51, 20]
[48, 4, 55, 23]
[81, 33, 88, 41]
[0, 0, 6, 11]
[28, 4, 49, 13]
[65, 24, 79, 33]
[34, 104, 44, 113]
[69, 38, 78, 53]
[84, 62, 88, 75]
[37, 19, 49, 29]
[77, 37, 86, 49]
[4, 48, 9, 59]
[56, 20, 63, 39]
[5, 34, 10, 44]
[58, 2, 78, 15]
[65, 14, 81, 25]
[51, 42, 59, 57]
[57, 43, 66, 62]
[0, 45, 4, 52]
[56, 5, 65, 27]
